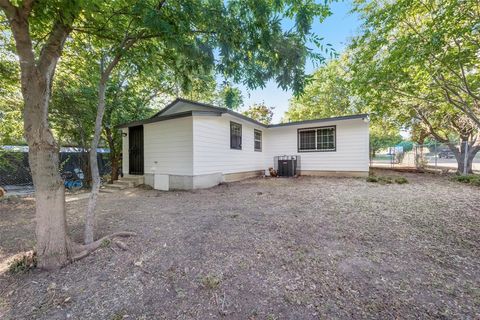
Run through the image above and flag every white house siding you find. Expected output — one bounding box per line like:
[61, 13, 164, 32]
[143, 117, 193, 176]
[192, 114, 266, 176]
[265, 119, 369, 173]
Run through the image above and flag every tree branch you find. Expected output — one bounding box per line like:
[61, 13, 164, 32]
[37, 20, 72, 77]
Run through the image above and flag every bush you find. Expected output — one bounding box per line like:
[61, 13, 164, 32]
[8, 251, 37, 274]
[395, 177, 409, 184]
[368, 175, 408, 185]
[378, 176, 393, 184]
[453, 175, 480, 186]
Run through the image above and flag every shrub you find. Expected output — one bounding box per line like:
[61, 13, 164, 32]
[366, 176, 378, 183]
[395, 177, 409, 184]
[8, 251, 37, 274]
[378, 176, 393, 184]
[453, 175, 480, 186]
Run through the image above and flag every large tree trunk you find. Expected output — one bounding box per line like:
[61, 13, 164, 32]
[23, 68, 73, 269]
[2, 0, 135, 269]
[449, 141, 479, 175]
[6, 8, 75, 268]
[84, 79, 108, 244]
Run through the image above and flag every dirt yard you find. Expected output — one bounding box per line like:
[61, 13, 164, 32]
[0, 170, 479, 319]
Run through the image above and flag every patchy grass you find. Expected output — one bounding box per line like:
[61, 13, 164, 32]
[394, 176, 409, 184]
[367, 175, 408, 184]
[199, 274, 222, 290]
[8, 251, 37, 274]
[453, 174, 480, 186]
[0, 172, 479, 319]
[100, 238, 111, 248]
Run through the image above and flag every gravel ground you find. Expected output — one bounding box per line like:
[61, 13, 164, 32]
[0, 170, 479, 319]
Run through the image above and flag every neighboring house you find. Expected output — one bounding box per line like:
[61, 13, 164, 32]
[118, 98, 369, 190]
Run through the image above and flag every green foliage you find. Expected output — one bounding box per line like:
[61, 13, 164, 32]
[453, 175, 480, 186]
[215, 83, 243, 110]
[8, 252, 37, 274]
[243, 102, 274, 124]
[286, 58, 357, 121]
[0, 149, 23, 171]
[370, 125, 402, 156]
[200, 274, 222, 290]
[350, 0, 480, 140]
[394, 177, 409, 184]
[367, 175, 408, 185]
[397, 141, 414, 152]
[285, 57, 402, 155]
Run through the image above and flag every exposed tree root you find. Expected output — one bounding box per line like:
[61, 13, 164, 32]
[71, 232, 136, 261]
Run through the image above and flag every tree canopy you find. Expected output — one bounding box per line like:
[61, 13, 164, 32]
[0, 0, 333, 270]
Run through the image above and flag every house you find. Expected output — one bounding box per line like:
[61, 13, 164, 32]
[118, 98, 369, 190]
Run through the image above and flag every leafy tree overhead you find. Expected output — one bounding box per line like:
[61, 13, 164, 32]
[369, 125, 402, 158]
[350, 0, 480, 173]
[242, 102, 275, 125]
[285, 56, 403, 157]
[0, 0, 333, 270]
[285, 58, 355, 121]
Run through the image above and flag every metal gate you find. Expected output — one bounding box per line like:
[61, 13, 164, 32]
[129, 125, 144, 175]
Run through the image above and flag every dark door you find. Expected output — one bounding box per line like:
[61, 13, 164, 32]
[129, 125, 144, 175]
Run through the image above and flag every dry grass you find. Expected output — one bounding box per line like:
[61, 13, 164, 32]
[0, 169, 479, 319]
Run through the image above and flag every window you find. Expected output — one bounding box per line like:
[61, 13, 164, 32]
[254, 129, 262, 151]
[230, 122, 242, 149]
[298, 126, 336, 152]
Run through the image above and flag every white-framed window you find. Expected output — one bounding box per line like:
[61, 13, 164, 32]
[254, 129, 262, 152]
[298, 126, 336, 152]
[230, 121, 242, 150]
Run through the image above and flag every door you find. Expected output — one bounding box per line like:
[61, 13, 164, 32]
[129, 125, 144, 175]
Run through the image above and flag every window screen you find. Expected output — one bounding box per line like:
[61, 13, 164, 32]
[298, 126, 336, 152]
[298, 129, 316, 151]
[254, 129, 262, 151]
[230, 122, 242, 150]
[317, 127, 335, 150]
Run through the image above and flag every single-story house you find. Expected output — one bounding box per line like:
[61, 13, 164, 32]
[118, 98, 369, 190]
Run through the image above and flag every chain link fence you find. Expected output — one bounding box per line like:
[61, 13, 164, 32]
[370, 141, 480, 174]
[0, 146, 111, 195]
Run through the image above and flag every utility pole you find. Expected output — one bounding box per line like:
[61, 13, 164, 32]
[463, 141, 468, 175]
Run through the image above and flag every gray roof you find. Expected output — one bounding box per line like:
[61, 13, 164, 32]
[117, 98, 368, 129]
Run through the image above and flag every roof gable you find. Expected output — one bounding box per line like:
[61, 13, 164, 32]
[152, 98, 226, 117]
[117, 98, 368, 128]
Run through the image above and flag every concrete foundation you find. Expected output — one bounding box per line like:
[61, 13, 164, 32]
[224, 170, 264, 182]
[146, 170, 366, 191]
[299, 170, 369, 178]
[144, 173, 154, 187]
[146, 170, 264, 191]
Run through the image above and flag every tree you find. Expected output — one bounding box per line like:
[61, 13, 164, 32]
[243, 102, 274, 124]
[80, 0, 334, 244]
[285, 58, 355, 121]
[215, 83, 244, 110]
[285, 57, 403, 157]
[350, 0, 480, 174]
[1, 0, 332, 269]
[0, 0, 131, 270]
[369, 125, 402, 158]
[0, 29, 23, 145]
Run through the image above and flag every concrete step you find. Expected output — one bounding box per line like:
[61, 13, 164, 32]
[113, 180, 135, 187]
[104, 183, 127, 190]
[100, 187, 117, 193]
[119, 175, 144, 186]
